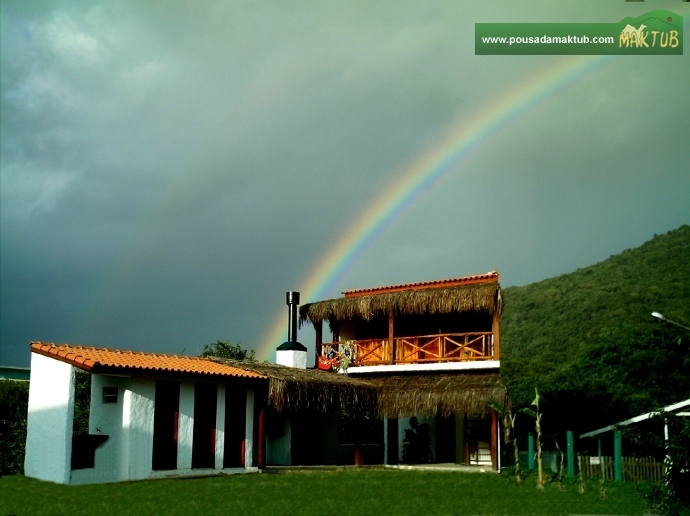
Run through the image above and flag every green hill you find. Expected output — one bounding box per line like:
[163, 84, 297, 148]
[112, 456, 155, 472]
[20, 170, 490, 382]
[501, 224, 690, 434]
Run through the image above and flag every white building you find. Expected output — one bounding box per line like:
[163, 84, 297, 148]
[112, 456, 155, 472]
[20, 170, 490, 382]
[25, 342, 266, 485]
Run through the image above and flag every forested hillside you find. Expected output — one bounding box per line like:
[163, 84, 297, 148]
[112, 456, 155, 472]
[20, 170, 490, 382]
[501, 225, 690, 435]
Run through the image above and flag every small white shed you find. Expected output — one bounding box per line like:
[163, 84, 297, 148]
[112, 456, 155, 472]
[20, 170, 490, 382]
[25, 342, 267, 485]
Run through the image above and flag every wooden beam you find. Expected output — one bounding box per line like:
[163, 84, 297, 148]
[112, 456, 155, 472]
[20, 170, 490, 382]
[354, 421, 362, 468]
[491, 409, 499, 471]
[389, 314, 395, 364]
[315, 320, 323, 365]
[492, 313, 500, 360]
[257, 396, 266, 470]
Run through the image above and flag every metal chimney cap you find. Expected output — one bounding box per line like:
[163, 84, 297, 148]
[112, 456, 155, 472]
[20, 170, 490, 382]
[277, 340, 307, 351]
[286, 291, 300, 305]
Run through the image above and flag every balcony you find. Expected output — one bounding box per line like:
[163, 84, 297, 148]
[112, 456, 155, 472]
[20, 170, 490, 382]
[320, 332, 496, 368]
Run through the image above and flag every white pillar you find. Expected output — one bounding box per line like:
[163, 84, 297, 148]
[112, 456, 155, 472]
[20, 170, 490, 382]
[25, 354, 75, 484]
[245, 388, 255, 468]
[497, 416, 502, 470]
[123, 378, 155, 481]
[215, 384, 226, 470]
[177, 381, 195, 470]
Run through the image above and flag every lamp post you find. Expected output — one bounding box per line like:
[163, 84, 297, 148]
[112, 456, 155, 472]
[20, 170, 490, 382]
[651, 312, 690, 332]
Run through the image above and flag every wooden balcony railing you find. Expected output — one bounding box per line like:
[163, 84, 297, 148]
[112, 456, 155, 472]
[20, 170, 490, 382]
[321, 332, 495, 367]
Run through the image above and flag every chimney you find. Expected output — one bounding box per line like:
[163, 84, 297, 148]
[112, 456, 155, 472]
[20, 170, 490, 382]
[276, 291, 307, 368]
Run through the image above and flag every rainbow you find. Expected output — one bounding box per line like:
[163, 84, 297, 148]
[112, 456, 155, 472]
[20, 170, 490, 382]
[256, 53, 617, 360]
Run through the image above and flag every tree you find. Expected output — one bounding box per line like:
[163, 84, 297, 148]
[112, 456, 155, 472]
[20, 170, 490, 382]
[199, 341, 255, 361]
[0, 380, 29, 474]
[489, 398, 522, 483]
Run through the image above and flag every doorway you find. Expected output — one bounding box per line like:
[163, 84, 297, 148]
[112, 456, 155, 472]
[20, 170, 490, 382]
[435, 414, 456, 463]
[223, 386, 246, 468]
[153, 380, 180, 470]
[192, 383, 218, 469]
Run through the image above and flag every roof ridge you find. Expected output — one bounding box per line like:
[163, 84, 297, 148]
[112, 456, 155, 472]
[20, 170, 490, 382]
[30, 341, 266, 379]
[343, 270, 499, 297]
[31, 341, 207, 360]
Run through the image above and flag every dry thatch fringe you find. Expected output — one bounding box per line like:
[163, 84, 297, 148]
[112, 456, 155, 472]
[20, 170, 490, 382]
[299, 283, 503, 328]
[371, 373, 507, 419]
[209, 359, 505, 420]
[208, 358, 379, 417]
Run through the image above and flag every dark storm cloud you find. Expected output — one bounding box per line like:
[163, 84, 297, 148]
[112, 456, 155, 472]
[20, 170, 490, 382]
[1, 1, 688, 365]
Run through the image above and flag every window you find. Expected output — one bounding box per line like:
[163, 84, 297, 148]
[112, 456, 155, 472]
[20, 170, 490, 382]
[102, 386, 119, 404]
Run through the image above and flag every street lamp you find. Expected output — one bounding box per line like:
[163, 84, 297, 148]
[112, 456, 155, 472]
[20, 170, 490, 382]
[651, 311, 690, 332]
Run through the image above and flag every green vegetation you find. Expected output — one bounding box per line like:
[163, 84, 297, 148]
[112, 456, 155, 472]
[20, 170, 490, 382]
[0, 381, 29, 475]
[73, 371, 91, 435]
[500, 225, 690, 512]
[199, 340, 256, 361]
[502, 225, 690, 435]
[0, 469, 648, 515]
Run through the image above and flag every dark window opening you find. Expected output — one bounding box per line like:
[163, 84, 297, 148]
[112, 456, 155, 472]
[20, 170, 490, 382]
[102, 386, 118, 404]
[338, 414, 383, 445]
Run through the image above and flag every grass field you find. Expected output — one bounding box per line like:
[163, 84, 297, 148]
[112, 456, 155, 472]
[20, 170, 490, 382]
[0, 468, 650, 515]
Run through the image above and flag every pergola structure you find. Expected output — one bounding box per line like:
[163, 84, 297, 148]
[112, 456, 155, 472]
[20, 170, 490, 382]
[580, 398, 690, 481]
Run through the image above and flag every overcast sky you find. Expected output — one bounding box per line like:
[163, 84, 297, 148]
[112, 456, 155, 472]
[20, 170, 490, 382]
[2, 1, 688, 367]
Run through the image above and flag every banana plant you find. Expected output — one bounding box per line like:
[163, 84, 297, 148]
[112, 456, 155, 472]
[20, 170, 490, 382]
[519, 388, 544, 489]
[488, 398, 522, 483]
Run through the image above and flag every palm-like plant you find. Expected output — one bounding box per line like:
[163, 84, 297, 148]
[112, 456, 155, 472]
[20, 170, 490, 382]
[520, 388, 544, 488]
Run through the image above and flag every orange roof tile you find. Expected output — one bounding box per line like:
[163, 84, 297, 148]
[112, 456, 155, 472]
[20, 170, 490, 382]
[30, 342, 266, 380]
[343, 270, 499, 298]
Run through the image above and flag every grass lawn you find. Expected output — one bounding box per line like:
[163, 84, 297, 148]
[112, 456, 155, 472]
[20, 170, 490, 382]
[0, 468, 649, 515]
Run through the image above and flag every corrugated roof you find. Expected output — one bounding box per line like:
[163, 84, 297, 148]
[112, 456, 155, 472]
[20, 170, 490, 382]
[30, 342, 266, 380]
[343, 271, 499, 298]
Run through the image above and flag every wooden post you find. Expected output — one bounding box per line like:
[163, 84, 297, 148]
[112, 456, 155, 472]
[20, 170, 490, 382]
[528, 432, 535, 470]
[315, 320, 323, 365]
[257, 398, 266, 470]
[567, 431, 575, 477]
[389, 314, 395, 364]
[492, 312, 500, 360]
[490, 409, 499, 470]
[354, 420, 362, 468]
[614, 430, 622, 482]
[333, 323, 339, 344]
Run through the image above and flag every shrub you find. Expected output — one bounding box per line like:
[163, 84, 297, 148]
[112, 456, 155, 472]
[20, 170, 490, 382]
[0, 381, 29, 475]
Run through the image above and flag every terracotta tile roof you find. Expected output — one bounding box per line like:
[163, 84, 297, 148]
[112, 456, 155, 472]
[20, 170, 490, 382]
[30, 342, 266, 380]
[343, 270, 499, 298]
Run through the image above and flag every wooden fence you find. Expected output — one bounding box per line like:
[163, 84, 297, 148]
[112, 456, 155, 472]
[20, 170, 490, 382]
[578, 456, 664, 482]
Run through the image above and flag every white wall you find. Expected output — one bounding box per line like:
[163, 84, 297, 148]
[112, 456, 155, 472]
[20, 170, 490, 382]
[25, 354, 75, 484]
[26, 363, 260, 484]
[266, 412, 292, 465]
[124, 378, 156, 481]
[276, 350, 307, 369]
[71, 375, 130, 484]
[177, 381, 195, 470]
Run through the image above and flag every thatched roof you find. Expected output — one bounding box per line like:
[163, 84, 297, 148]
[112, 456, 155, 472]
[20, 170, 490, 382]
[208, 358, 378, 417]
[370, 372, 507, 419]
[207, 359, 505, 420]
[299, 282, 503, 328]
